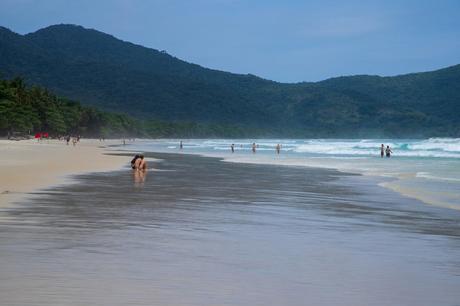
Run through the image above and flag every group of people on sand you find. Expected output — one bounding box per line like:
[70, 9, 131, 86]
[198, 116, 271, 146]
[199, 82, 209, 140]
[381, 144, 393, 158]
[63, 135, 80, 146]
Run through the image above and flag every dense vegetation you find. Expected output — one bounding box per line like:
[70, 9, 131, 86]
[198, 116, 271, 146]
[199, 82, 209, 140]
[0, 77, 254, 138]
[1, 24, 459, 137]
[0, 77, 143, 137]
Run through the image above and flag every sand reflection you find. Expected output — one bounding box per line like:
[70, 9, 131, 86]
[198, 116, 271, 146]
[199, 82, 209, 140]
[133, 169, 147, 188]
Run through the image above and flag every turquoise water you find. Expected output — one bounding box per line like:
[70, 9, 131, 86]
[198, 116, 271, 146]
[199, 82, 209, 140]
[122, 138, 460, 210]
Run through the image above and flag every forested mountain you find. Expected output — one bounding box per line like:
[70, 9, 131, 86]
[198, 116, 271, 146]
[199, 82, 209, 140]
[1, 24, 459, 137]
[0, 77, 143, 137]
[0, 78, 252, 138]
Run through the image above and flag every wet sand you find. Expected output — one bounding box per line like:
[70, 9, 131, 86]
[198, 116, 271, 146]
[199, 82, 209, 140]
[1, 153, 460, 306]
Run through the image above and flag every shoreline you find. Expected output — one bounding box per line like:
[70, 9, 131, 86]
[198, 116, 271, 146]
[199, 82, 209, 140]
[2, 137, 458, 212]
[115, 140, 460, 211]
[0, 139, 130, 207]
[219, 154, 460, 211]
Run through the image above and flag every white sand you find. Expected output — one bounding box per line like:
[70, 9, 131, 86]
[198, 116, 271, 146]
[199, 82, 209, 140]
[0, 139, 130, 206]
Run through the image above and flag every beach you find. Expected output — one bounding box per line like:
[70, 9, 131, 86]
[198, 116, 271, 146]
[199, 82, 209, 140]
[2, 2, 459, 304]
[0, 139, 128, 207]
[123, 138, 460, 210]
[1, 150, 460, 306]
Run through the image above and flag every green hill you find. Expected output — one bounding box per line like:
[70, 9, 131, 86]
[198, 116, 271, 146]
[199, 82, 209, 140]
[1, 24, 459, 137]
[0, 77, 253, 138]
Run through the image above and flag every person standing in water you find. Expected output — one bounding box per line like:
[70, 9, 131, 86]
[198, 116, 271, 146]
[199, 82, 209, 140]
[380, 144, 385, 158]
[231, 144, 235, 153]
[385, 145, 393, 158]
[276, 144, 281, 154]
[180, 141, 183, 150]
[252, 143, 256, 154]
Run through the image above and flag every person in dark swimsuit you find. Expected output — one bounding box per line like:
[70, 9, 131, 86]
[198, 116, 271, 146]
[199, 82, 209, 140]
[385, 145, 393, 158]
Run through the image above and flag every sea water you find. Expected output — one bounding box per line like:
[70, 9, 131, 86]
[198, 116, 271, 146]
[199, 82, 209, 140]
[122, 138, 460, 210]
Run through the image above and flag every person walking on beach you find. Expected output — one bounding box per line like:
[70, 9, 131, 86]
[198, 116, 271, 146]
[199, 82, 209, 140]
[385, 145, 393, 158]
[231, 143, 235, 153]
[66, 135, 71, 145]
[380, 144, 385, 158]
[252, 143, 256, 154]
[276, 144, 281, 154]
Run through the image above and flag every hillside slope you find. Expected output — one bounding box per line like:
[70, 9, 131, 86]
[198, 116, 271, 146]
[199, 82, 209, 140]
[1, 24, 459, 137]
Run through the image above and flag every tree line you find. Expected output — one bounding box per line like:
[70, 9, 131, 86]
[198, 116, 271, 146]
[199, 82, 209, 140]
[0, 77, 254, 138]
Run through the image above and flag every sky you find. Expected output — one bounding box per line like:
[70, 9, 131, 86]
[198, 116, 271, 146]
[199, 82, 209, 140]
[1, 0, 460, 82]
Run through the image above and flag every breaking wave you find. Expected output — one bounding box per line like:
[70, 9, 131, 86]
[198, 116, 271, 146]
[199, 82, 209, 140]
[293, 138, 460, 158]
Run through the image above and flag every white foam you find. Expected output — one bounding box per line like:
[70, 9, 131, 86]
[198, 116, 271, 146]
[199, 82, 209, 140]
[416, 172, 460, 182]
[292, 139, 460, 158]
[408, 138, 460, 152]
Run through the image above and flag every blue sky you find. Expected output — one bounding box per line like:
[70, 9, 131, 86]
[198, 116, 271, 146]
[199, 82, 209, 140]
[1, 0, 459, 82]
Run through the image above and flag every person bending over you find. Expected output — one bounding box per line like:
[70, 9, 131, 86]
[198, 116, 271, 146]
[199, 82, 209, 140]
[131, 154, 141, 169]
[133, 154, 147, 170]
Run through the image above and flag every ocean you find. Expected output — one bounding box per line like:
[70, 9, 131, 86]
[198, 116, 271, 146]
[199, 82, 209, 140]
[122, 138, 460, 210]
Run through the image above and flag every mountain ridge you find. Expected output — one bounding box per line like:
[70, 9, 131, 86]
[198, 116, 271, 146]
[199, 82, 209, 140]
[1, 24, 459, 137]
[7, 24, 459, 84]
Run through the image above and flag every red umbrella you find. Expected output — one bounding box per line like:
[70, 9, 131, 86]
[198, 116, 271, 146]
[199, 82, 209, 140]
[34, 133, 41, 139]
